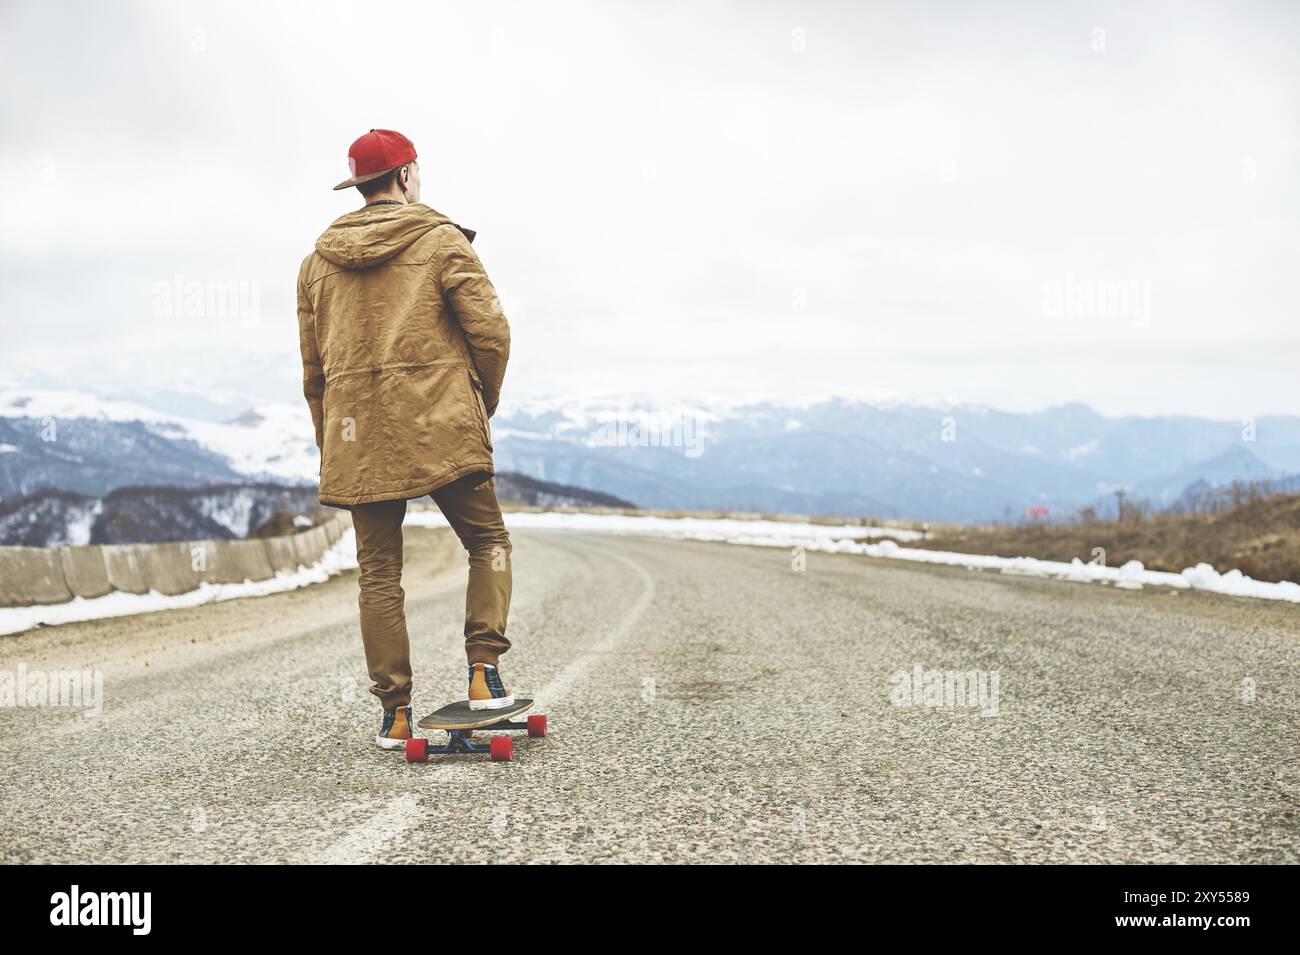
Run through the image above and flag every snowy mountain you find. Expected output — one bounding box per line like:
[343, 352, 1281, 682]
[3, 387, 1299, 524]
[491, 395, 1300, 521]
[0, 389, 318, 494]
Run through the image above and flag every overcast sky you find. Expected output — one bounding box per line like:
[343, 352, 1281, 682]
[1, 0, 1297, 420]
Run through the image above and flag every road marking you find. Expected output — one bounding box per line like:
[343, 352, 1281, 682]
[532, 551, 656, 713]
[314, 794, 423, 864]
[316, 549, 656, 864]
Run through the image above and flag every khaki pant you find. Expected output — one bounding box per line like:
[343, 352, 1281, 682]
[350, 472, 512, 709]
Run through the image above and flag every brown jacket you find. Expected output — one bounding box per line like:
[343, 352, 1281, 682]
[297, 203, 510, 507]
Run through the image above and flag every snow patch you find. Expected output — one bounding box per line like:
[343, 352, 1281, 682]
[405, 509, 925, 543]
[1064, 439, 1100, 461]
[63, 501, 101, 547]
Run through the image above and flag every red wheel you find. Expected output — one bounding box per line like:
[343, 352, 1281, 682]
[527, 714, 548, 738]
[405, 737, 429, 762]
[489, 735, 513, 762]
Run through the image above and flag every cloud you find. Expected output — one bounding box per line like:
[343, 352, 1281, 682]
[1, 0, 1297, 418]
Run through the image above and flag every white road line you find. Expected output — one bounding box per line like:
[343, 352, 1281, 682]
[314, 794, 423, 864]
[317, 550, 656, 864]
[532, 551, 655, 714]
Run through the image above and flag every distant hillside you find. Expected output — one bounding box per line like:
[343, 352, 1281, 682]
[0, 472, 632, 546]
[0, 484, 328, 547]
[0, 389, 314, 498]
[494, 472, 634, 509]
[0, 415, 243, 498]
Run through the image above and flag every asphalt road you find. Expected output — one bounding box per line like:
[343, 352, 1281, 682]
[1, 528, 1296, 863]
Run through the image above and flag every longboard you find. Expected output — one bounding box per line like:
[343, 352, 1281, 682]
[417, 697, 534, 730]
[406, 698, 546, 763]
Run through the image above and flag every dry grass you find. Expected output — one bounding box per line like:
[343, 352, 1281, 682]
[912, 491, 1300, 584]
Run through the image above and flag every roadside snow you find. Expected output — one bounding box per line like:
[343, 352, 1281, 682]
[404, 509, 927, 544]
[0, 530, 359, 636]
[406, 509, 1300, 605]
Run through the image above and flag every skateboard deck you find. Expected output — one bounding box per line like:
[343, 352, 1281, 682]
[406, 698, 546, 762]
[417, 698, 534, 730]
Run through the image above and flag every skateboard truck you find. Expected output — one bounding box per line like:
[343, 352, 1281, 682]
[405, 699, 546, 763]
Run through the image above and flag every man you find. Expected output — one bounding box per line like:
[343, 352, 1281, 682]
[297, 129, 515, 750]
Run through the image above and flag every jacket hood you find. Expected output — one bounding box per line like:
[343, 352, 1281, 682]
[315, 203, 462, 269]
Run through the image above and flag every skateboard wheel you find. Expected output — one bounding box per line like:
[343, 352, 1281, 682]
[405, 738, 429, 762]
[489, 735, 513, 762]
[527, 714, 548, 738]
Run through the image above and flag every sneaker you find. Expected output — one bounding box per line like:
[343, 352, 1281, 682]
[467, 662, 514, 710]
[376, 704, 415, 750]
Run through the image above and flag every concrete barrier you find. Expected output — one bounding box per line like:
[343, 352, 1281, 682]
[312, 524, 333, 556]
[207, 539, 276, 585]
[292, 526, 330, 566]
[1, 517, 352, 609]
[186, 540, 222, 584]
[59, 546, 112, 599]
[0, 547, 74, 605]
[262, 534, 301, 573]
[101, 544, 150, 595]
[138, 542, 205, 596]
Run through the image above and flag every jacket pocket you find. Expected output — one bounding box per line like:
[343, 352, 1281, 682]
[467, 370, 492, 451]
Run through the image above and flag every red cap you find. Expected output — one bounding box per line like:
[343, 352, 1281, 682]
[332, 129, 418, 191]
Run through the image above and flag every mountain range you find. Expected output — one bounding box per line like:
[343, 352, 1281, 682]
[491, 395, 1300, 521]
[3, 388, 1298, 526]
